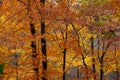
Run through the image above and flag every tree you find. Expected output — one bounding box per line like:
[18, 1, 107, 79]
[40, 0, 47, 80]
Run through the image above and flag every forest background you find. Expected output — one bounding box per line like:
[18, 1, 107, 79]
[0, 0, 120, 80]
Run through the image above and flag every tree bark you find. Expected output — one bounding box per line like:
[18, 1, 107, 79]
[30, 23, 39, 80]
[27, 1, 39, 80]
[71, 23, 89, 80]
[62, 24, 68, 80]
[77, 67, 79, 79]
[63, 49, 66, 80]
[17, 1, 39, 79]
[99, 42, 106, 80]
[40, 0, 47, 80]
[91, 37, 96, 80]
[99, 41, 110, 80]
[100, 59, 104, 80]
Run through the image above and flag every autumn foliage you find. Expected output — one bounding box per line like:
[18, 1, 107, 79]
[0, 0, 120, 80]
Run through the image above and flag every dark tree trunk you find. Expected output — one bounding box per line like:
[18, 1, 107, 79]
[40, 0, 47, 80]
[62, 24, 68, 80]
[18, 0, 39, 79]
[71, 23, 89, 80]
[77, 67, 79, 79]
[30, 23, 39, 80]
[91, 37, 96, 80]
[99, 42, 108, 80]
[63, 49, 66, 80]
[27, 1, 39, 80]
[98, 40, 110, 80]
[99, 42, 104, 80]
[41, 20, 47, 80]
[100, 59, 104, 80]
[82, 54, 89, 80]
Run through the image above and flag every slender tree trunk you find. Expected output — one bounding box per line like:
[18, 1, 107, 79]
[100, 59, 103, 80]
[63, 49, 66, 80]
[99, 42, 106, 80]
[40, 0, 47, 80]
[30, 23, 39, 80]
[71, 23, 89, 80]
[15, 57, 18, 80]
[27, 0, 39, 79]
[77, 66, 79, 79]
[91, 37, 96, 80]
[17, 1, 39, 80]
[81, 54, 89, 80]
[99, 44, 104, 80]
[97, 34, 102, 80]
[16, 67, 18, 80]
[62, 24, 68, 80]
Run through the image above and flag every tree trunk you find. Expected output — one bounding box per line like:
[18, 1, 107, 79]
[99, 40, 110, 80]
[30, 23, 39, 80]
[71, 23, 89, 80]
[91, 37, 96, 80]
[77, 67, 79, 79]
[100, 59, 104, 80]
[81, 54, 89, 80]
[97, 34, 103, 80]
[62, 24, 68, 80]
[27, 0, 39, 79]
[63, 49, 66, 80]
[40, 0, 47, 80]
[16, 1, 39, 80]
[99, 42, 106, 80]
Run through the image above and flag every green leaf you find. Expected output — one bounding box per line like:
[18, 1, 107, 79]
[0, 63, 4, 75]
